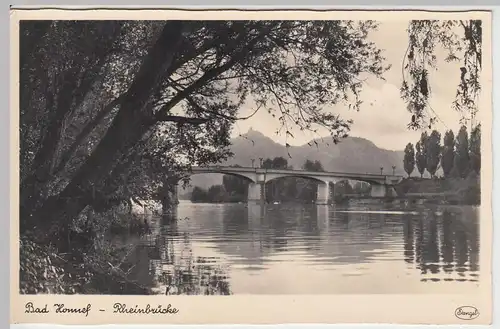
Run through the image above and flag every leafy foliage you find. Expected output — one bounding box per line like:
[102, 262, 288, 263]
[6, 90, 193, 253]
[415, 132, 428, 178]
[222, 165, 250, 201]
[296, 159, 326, 202]
[20, 210, 151, 295]
[454, 125, 470, 178]
[425, 130, 442, 178]
[20, 236, 85, 294]
[403, 143, 415, 177]
[395, 174, 479, 205]
[263, 157, 291, 202]
[441, 130, 455, 177]
[469, 124, 481, 174]
[352, 181, 371, 195]
[191, 186, 209, 203]
[333, 180, 353, 200]
[401, 20, 483, 129]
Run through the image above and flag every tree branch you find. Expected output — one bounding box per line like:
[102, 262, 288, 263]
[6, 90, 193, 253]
[154, 24, 275, 121]
[155, 114, 208, 125]
[168, 78, 262, 121]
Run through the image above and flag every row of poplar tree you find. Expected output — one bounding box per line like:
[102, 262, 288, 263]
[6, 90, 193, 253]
[403, 124, 481, 179]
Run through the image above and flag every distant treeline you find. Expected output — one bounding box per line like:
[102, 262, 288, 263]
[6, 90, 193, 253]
[403, 124, 481, 179]
[190, 158, 370, 203]
[400, 124, 481, 205]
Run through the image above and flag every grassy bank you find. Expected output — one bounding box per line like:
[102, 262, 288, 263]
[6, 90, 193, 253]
[394, 172, 480, 206]
[20, 208, 153, 295]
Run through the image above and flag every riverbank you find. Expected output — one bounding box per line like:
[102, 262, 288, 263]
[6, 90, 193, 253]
[393, 173, 480, 206]
[190, 196, 246, 204]
[19, 210, 153, 295]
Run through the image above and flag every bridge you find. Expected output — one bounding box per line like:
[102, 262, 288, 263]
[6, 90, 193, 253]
[181, 166, 404, 205]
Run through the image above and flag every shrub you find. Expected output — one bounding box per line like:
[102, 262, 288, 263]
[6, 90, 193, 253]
[19, 236, 90, 294]
[20, 205, 153, 295]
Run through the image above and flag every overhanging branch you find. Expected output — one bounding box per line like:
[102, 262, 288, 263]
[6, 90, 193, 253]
[154, 24, 275, 122]
[156, 114, 208, 125]
[168, 78, 262, 121]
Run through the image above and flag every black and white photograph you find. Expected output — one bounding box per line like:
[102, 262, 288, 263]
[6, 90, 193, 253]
[12, 7, 492, 325]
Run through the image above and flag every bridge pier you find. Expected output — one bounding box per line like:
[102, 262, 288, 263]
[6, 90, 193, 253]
[370, 184, 397, 198]
[247, 182, 265, 204]
[316, 182, 330, 205]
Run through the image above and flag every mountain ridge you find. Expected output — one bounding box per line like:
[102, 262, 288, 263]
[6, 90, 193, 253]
[185, 129, 408, 192]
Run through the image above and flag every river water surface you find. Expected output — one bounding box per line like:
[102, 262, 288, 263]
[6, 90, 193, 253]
[127, 200, 480, 295]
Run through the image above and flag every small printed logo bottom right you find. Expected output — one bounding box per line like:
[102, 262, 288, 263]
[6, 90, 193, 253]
[455, 306, 480, 320]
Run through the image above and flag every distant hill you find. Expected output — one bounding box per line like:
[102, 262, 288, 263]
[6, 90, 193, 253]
[223, 128, 406, 173]
[183, 129, 412, 193]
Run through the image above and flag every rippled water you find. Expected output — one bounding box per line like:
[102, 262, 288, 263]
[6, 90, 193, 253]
[127, 201, 480, 295]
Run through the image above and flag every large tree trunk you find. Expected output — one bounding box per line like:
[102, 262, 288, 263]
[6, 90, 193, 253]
[29, 22, 186, 247]
[20, 68, 80, 223]
[21, 23, 125, 233]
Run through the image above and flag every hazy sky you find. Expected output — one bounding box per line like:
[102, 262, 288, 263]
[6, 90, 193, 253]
[230, 20, 471, 151]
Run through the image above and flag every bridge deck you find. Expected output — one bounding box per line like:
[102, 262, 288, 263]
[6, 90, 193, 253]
[190, 166, 403, 180]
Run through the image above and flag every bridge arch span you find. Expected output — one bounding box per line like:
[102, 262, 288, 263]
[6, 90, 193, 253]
[183, 170, 256, 184]
[264, 174, 333, 205]
[265, 174, 329, 185]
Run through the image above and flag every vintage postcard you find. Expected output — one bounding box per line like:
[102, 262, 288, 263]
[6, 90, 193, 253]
[10, 7, 493, 325]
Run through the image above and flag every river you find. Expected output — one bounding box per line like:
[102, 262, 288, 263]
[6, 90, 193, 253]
[125, 200, 480, 295]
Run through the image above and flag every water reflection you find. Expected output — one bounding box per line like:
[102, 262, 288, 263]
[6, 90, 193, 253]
[126, 216, 232, 295]
[125, 202, 480, 294]
[401, 208, 479, 283]
[403, 215, 414, 264]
